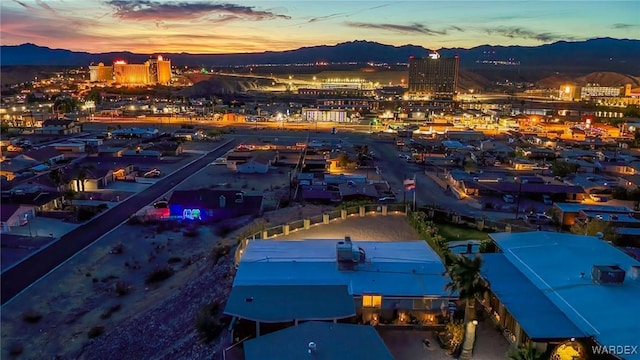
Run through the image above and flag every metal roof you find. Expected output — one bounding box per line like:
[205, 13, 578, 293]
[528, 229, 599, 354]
[224, 285, 355, 323]
[481, 253, 585, 340]
[244, 321, 394, 360]
[489, 231, 640, 353]
[235, 240, 452, 298]
[553, 202, 633, 214]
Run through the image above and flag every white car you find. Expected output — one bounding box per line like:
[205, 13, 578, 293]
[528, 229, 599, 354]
[210, 157, 227, 165]
[503, 194, 515, 203]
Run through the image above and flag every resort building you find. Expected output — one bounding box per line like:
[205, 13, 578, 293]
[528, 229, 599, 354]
[408, 52, 459, 99]
[88, 62, 114, 82]
[112, 56, 172, 86]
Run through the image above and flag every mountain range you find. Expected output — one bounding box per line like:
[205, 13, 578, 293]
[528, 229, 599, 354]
[2, 38, 639, 75]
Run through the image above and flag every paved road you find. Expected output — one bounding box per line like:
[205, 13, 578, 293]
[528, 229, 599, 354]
[0, 139, 239, 305]
[367, 139, 476, 215]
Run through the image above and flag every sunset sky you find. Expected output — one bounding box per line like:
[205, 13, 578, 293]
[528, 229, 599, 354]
[2, 0, 639, 54]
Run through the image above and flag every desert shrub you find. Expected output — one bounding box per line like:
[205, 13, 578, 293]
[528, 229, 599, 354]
[110, 243, 124, 254]
[21, 310, 43, 323]
[145, 266, 174, 284]
[77, 208, 98, 221]
[100, 304, 122, 319]
[195, 302, 228, 343]
[114, 281, 130, 296]
[87, 326, 105, 338]
[183, 226, 199, 237]
[211, 244, 230, 264]
[167, 257, 182, 264]
[101, 275, 118, 283]
[127, 216, 142, 225]
[214, 223, 234, 237]
[8, 343, 23, 355]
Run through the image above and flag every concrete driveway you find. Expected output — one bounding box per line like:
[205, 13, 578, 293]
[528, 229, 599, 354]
[379, 318, 511, 360]
[8, 217, 79, 238]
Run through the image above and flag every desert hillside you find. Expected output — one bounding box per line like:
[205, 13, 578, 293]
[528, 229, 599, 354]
[537, 71, 640, 89]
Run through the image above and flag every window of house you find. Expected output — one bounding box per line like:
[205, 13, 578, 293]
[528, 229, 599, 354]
[413, 298, 432, 309]
[362, 295, 382, 308]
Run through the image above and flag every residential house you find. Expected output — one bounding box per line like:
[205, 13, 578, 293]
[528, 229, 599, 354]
[51, 140, 86, 153]
[121, 149, 162, 159]
[110, 127, 159, 139]
[0, 156, 41, 180]
[226, 151, 253, 168]
[337, 182, 379, 201]
[36, 119, 81, 135]
[324, 174, 367, 186]
[87, 157, 136, 181]
[552, 203, 635, 227]
[0, 204, 36, 233]
[173, 128, 204, 141]
[148, 141, 183, 156]
[97, 146, 127, 157]
[2, 173, 64, 209]
[65, 165, 114, 192]
[229, 151, 277, 174]
[226, 237, 455, 336]
[301, 184, 341, 203]
[168, 189, 264, 221]
[242, 322, 393, 360]
[480, 232, 640, 359]
[23, 147, 65, 165]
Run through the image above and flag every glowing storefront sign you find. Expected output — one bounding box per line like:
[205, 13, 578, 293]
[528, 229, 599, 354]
[182, 209, 201, 220]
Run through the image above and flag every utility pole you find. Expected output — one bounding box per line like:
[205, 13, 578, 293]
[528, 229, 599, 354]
[515, 180, 523, 219]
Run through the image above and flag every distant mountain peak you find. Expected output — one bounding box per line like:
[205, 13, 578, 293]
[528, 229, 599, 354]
[1, 38, 639, 75]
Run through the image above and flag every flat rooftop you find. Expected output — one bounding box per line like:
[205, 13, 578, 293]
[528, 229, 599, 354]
[554, 202, 633, 214]
[235, 240, 452, 297]
[489, 231, 640, 353]
[243, 321, 394, 360]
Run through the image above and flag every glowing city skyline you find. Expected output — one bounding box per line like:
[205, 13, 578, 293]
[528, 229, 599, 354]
[2, 0, 639, 54]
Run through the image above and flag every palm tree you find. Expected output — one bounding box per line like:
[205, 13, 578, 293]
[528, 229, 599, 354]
[444, 253, 488, 359]
[48, 168, 64, 193]
[48, 168, 66, 209]
[64, 189, 76, 208]
[508, 343, 546, 360]
[75, 165, 94, 192]
[444, 253, 488, 325]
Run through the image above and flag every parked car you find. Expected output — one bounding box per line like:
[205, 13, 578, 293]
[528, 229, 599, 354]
[542, 194, 553, 205]
[153, 200, 168, 209]
[210, 157, 227, 165]
[503, 194, 515, 203]
[144, 170, 161, 178]
[527, 213, 552, 224]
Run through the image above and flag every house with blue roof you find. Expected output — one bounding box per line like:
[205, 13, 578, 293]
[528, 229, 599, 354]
[552, 202, 634, 227]
[225, 237, 455, 337]
[480, 231, 640, 359]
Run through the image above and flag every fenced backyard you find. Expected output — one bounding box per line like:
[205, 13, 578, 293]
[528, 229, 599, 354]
[232, 203, 534, 265]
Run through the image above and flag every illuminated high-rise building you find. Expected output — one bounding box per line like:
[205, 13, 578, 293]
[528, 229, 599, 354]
[148, 55, 172, 85]
[89, 62, 114, 82]
[111, 56, 172, 86]
[408, 53, 459, 99]
[114, 61, 150, 85]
